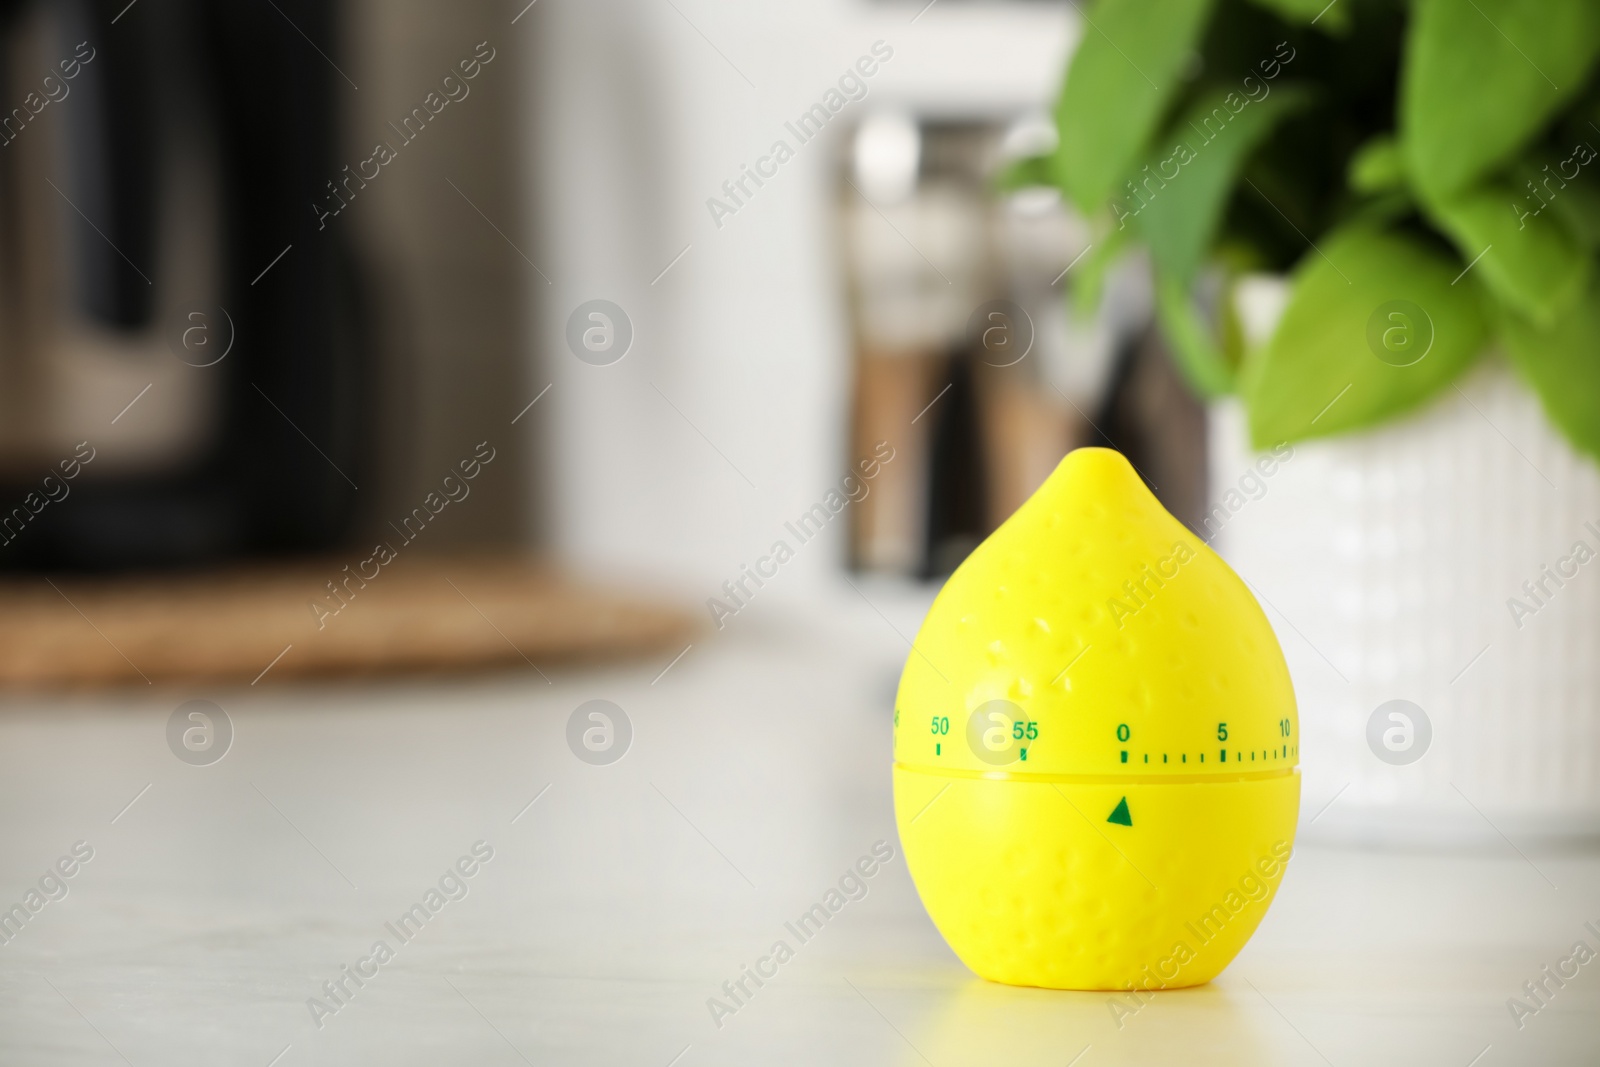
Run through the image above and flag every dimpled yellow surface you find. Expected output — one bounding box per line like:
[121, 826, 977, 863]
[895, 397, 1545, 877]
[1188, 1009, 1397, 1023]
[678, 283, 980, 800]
[892, 447, 1300, 990]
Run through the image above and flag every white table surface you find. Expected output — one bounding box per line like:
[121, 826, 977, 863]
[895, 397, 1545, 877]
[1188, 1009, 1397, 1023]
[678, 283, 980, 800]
[0, 592, 1595, 1066]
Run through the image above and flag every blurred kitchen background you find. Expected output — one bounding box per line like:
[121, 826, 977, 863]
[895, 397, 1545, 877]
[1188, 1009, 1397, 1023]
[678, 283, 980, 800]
[0, 0, 1194, 579]
[0, 0, 1597, 830]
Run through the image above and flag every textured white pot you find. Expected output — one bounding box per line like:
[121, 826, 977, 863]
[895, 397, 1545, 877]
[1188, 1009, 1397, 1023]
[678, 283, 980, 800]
[1210, 356, 1600, 845]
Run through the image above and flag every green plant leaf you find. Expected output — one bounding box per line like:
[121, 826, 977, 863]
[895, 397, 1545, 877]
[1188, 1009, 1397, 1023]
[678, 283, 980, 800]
[1544, 177, 1600, 250]
[1348, 135, 1404, 194]
[1513, 150, 1600, 250]
[1056, 0, 1215, 213]
[1401, 0, 1600, 202]
[1131, 85, 1310, 283]
[1425, 180, 1590, 326]
[1241, 224, 1488, 446]
[1501, 275, 1600, 461]
[1242, 0, 1348, 33]
[1070, 222, 1133, 319]
[1155, 272, 1235, 397]
[997, 153, 1058, 192]
[1345, 190, 1414, 230]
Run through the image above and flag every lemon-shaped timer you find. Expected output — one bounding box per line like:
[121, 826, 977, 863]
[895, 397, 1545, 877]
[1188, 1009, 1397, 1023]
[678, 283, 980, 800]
[892, 447, 1299, 991]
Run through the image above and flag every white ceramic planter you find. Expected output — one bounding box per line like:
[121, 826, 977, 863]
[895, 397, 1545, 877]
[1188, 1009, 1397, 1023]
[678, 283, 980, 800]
[1210, 357, 1600, 845]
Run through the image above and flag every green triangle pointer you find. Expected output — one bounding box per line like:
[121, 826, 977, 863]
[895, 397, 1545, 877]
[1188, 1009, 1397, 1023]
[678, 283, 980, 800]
[1107, 797, 1132, 826]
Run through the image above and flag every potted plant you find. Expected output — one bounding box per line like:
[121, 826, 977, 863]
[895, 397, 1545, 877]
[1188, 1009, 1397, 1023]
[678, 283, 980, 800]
[1014, 0, 1600, 838]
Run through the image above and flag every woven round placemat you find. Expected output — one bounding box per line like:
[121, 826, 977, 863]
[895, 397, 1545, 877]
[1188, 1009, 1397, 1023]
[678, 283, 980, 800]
[0, 556, 696, 688]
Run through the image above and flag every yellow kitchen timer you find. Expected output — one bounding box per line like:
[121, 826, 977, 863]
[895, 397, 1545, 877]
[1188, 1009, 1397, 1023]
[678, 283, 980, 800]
[892, 447, 1300, 991]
